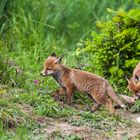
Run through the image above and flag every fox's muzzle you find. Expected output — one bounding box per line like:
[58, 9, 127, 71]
[41, 69, 54, 76]
[136, 91, 140, 98]
[41, 69, 47, 76]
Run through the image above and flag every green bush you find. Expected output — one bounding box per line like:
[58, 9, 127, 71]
[82, 8, 140, 91]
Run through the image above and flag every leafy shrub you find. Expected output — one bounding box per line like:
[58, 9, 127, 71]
[82, 7, 140, 91]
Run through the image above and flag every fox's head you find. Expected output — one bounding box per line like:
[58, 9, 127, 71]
[126, 76, 140, 97]
[41, 53, 62, 76]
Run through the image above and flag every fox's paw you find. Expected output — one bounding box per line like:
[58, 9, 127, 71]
[53, 93, 60, 101]
[88, 105, 101, 113]
[66, 101, 72, 106]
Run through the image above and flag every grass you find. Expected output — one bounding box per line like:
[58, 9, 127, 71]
[130, 100, 140, 112]
[0, 85, 133, 139]
[68, 109, 132, 130]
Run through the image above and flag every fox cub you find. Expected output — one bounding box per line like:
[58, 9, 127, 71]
[41, 53, 124, 113]
[126, 62, 140, 98]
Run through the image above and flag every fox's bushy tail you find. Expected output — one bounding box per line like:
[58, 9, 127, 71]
[106, 81, 125, 108]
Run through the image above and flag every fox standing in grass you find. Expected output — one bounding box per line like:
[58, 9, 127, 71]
[41, 53, 124, 113]
[127, 62, 140, 98]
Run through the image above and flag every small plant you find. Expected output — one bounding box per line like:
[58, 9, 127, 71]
[65, 134, 82, 140]
[131, 100, 140, 112]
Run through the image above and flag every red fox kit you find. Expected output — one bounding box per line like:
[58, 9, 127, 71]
[41, 53, 124, 113]
[126, 62, 140, 97]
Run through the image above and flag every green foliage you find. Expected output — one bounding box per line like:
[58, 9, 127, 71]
[83, 8, 140, 91]
[14, 92, 74, 118]
[68, 110, 132, 131]
[0, 94, 38, 139]
[50, 132, 82, 140]
[131, 100, 140, 112]
[134, 0, 140, 4]
[1, 0, 134, 46]
[0, 90, 77, 139]
[0, 0, 135, 90]
[0, 126, 33, 140]
[0, 41, 27, 88]
[0, 88, 133, 139]
[0, 41, 9, 83]
[0, 98, 37, 130]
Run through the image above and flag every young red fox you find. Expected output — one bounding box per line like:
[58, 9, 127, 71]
[126, 62, 140, 98]
[41, 53, 125, 113]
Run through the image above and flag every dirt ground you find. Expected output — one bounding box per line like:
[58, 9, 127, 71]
[34, 106, 140, 140]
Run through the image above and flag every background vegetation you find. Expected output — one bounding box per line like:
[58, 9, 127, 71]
[0, 0, 136, 88]
[0, 0, 140, 139]
[83, 7, 140, 92]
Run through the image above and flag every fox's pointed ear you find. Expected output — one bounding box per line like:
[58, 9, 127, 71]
[54, 56, 62, 64]
[50, 53, 56, 57]
[125, 76, 130, 84]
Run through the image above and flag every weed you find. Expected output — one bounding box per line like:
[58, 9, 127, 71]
[131, 100, 140, 112]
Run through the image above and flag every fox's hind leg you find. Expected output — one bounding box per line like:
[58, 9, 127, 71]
[90, 91, 114, 113]
[87, 94, 101, 112]
[90, 92, 115, 114]
[105, 99, 115, 114]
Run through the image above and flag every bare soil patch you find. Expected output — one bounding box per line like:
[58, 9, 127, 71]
[33, 106, 140, 140]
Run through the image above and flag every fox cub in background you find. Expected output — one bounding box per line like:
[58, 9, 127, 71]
[41, 53, 124, 113]
[126, 62, 140, 98]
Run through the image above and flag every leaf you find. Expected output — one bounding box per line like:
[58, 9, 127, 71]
[106, 8, 116, 13]
[0, 89, 6, 95]
[116, 8, 126, 17]
[95, 21, 105, 28]
[113, 16, 121, 23]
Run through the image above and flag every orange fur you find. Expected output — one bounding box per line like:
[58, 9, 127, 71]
[127, 62, 140, 97]
[41, 53, 124, 113]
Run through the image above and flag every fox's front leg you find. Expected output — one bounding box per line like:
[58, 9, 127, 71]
[66, 86, 74, 105]
[53, 87, 66, 101]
